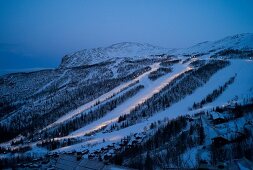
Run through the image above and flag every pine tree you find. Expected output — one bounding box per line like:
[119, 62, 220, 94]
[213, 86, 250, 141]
[145, 152, 153, 170]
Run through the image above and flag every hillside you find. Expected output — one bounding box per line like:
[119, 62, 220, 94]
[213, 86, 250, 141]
[173, 33, 253, 56]
[60, 42, 170, 68]
[0, 33, 253, 169]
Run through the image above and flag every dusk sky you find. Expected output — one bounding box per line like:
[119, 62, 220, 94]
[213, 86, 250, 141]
[0, 0, 253, 74]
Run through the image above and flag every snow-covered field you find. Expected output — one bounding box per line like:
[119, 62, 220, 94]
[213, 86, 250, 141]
[67, 63, 190, 137]
[44, 63, 160, 130]
[50, 59, 253, 153]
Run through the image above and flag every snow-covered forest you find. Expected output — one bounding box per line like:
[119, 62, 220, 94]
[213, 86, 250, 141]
[0, 33, 253, 169]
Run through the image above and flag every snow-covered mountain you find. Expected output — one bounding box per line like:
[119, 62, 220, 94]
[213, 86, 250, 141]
[60, 33, 253, 69]
[0, 33, 253, 169]
[174, 33, 253, 55]
[60, 42, 170, 68]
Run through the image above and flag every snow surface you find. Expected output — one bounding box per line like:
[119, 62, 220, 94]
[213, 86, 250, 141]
[53, 59, 253, 153]
[1, 33, 253, 164]
[34, 69, 68, 95]
[44, 62, 160, 130]
[61, 42, 171, 68]
[173, 33, 253, 56]
[64, 63, 190, 138]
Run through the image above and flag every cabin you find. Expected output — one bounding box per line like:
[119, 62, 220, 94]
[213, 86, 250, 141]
[107, 144, 114, 149]
[88, 154, 95, 159]
[211, 112, 226, 124]
[227, 131, 247, 143]
[135, 136, 142, 140]
[113, 147, 121, 152]
[244, 122, 253, 136]
[93, 150, 101, 155]
[76, 152, 82, 160]
[119, 142, 127, 147]
[213, 117, 226, 125]
[127, 143, 133, 148]
[103, 154, 112, 162]
[82, 149, 89, 155]
[211, 136, 229, 146]
[53, 152, 60, 158]
[187, 117, 194, 122]
[119, 139, 128, 147]
[132, 140, 138, 145]
[100, 147, 109, 152]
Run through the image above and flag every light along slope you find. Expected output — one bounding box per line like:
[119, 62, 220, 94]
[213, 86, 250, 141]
[44, 62, 160, 130]
[54, 59, 253, 153]
[53, 61, 190, 140]
[68, 63, 191, 138]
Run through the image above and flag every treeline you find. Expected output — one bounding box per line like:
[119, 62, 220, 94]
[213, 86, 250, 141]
[0, 99, 17, 119]
[36, 137, 87, 151]
[111, 115, 205, 169]
[160, 59, 181, 67]
[112, 102, 253, 169]
[191, 75, 236, 110]
[94, 80, 140, 107]
[210, 103, 253, 165]
[112, 60, 229, 131]
[37, 138, 61, 150]
[0, 125, 20, 143]
[0, 145, 31, 154]
[0, 66, 150, 143]
[211, 49, 253, 59]
[214, 102, 253, 121]
[148, 67, 172, 81]
[125, 58, 167, 65]
[41, 85, 145, 139]
[0, 155, 35, 169]
[109, 102, 253, 169]
[189, 59, 206, 67]
[182, 58, 191, 64]
[210, 137, 253, 165]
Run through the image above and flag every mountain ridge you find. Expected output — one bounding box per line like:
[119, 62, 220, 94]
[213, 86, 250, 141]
[60, 33, 253, 68]
[0, 33, 253, 169]
[174, 33, 253, 55]
[60, 42, 170, 68]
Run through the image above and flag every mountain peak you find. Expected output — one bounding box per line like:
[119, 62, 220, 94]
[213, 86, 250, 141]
[108, 42, 159, 49]
[174, 33, 253, 55]
[60, 42, 169, 68]
[60, 33, 253, 68]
